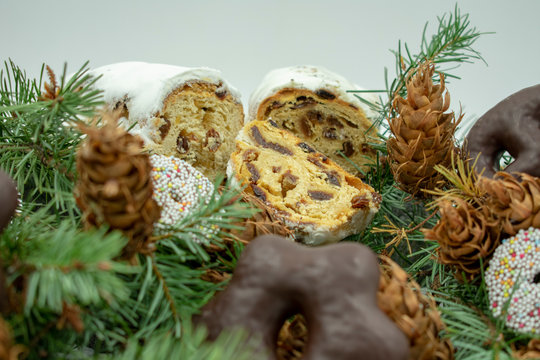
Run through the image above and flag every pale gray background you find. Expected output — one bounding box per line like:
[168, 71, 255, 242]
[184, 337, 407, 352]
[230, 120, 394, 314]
[2, 0, 540, 138]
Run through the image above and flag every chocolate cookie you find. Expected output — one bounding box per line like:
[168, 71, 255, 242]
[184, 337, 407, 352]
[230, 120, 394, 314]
[197, 235, 409, 360]
[464, 84, 540, 178]
[0, 169, 18, 233]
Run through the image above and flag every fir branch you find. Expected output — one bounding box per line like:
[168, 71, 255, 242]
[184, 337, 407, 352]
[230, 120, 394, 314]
[127, 256, 182, 339]
[372, 210, 437, 256]
[0, 61, 102, 216]
[0, 59, 42, 109]
[433, 295, 515, 360]
[2, 223, 136, 359]
[350, 5, 488, 129]
[426, 153, 486, 205]
[15, 247, 224, 357]
[103, 253, 221, 347]
[405, 242, 441, 280]
[73, 179, 258, 352]
[362, 155, 439, 267]
[156, 176, 257, 262]
[0, 205, 57, 261]
[150, 256, 178, 321]
[23, 224, 133, 314]
[387, 5, 487, 106]
[115, 321, 264, 360]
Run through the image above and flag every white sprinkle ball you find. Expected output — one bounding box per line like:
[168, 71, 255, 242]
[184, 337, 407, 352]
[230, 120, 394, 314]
[485, 227, 540, 334]
[149, 154, 214, 231]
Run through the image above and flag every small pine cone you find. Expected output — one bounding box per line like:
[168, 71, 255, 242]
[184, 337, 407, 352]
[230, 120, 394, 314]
[377, 256, 454, 360]
[387, 62, 460, 197]
[74, 117, 161, 262]
[422, 197, 501, 279]
[0, 316, 25, 360]
[513, 338, 540, 359]
[477, 172, 540, 236]
[276, 314, 308, 360]
[230, 192, 293, 242]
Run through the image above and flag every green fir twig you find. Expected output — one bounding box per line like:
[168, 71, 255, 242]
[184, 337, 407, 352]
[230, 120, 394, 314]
[0, 60, 103, 217]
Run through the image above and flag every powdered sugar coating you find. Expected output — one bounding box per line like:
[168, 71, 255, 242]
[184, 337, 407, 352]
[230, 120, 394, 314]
[248, 65, 378, 121]
[90, 61, 242, 122]
[89, 61, 242, 147]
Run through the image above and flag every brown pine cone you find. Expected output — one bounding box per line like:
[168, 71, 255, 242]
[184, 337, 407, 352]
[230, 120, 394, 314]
[387, 62, 461, 197]
[477, 172, 540, 236]
[253, 256, 455, 360]
[0, 316, 25, 360]
[276, 314, 308, 360]
[513, 338, 540, 359]
[74, 113, 161, 262]
[422, 197, 501, 279]
[377, 256, 454, 360]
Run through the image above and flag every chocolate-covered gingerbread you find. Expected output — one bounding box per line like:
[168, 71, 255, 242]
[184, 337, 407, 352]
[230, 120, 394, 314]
[464, 84, 540, 178]
[0, 169, 18, 232]
[197, 235, 409, 360]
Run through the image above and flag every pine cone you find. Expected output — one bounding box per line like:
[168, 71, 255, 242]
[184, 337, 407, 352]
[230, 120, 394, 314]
[0, 316, 25, 360]
[477, 172, 540, 236]
[377, 256, 454, 360]
[74, 115, 161, 262]
[423, 197, 501, 279]
[387, 62, 460, 196]
[513, 338, 540, 359]
[276, 314, 308, 360]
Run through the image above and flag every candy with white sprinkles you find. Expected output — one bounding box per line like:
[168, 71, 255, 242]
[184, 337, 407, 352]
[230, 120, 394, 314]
[150, 154, 217, 241]
[485, 227, 540, 334]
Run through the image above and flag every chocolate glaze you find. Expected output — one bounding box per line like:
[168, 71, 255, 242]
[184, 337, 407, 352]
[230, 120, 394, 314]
[196, 235, 409, 360]
[0, 170, 18, 233]
[464, 84, 540, 178]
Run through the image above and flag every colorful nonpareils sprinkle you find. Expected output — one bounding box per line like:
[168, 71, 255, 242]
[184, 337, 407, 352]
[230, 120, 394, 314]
[150, 154, 215, 239]
[485, 227, 540, 334]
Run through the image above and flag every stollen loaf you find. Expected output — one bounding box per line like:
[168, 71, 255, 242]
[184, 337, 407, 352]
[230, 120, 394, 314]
[249, 65, 379, 176]
[90, 61, 244, 180]
[227, 120, 381, 245]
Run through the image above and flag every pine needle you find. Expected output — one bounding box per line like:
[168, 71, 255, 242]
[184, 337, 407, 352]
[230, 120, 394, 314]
[426, 152, 486, 205]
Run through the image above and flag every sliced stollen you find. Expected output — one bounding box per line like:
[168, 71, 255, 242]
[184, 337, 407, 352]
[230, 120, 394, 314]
[227, 120, 381, 245]
[90, 61, 244, 180]
[249, 65, 379, 176]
